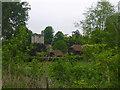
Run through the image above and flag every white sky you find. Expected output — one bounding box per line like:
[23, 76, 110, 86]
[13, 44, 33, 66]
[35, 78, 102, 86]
[22, 0, 119, 35]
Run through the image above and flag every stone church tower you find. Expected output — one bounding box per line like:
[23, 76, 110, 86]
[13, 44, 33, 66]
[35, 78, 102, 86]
[31, 33, 44, 44]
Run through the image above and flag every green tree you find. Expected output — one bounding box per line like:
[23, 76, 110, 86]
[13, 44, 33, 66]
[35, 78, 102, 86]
[14, 25, 32, 47]
[88, 13, 119, 45]
[2, 25, 33, 82]
[64, 30, 84, 46]
[72, 30, 80, 38]
[53, 40, 68, 53]
[89, 28, 103, 44]
[3, 25, 32, 63]
[42, 26, 54, 44]
[104, 13, 119, 47]
[76, 0, 115, 36]
[2, 2, 30, 39]
[54, 31, 64, 41]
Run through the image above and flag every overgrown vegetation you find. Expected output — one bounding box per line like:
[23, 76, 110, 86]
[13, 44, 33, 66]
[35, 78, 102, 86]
[49, 45, 118, 88]
[2, 0, 119, 88]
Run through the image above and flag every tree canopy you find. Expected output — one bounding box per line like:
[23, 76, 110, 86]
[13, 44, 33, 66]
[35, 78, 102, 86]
[54, 31, 64, 42]
[3, 25, 32, 62]
[74, 0, 118, 46]
[76, 0, 115, 35]
[41, 26, 54, 44]
[2, 2, 30, 39]
[53, 40, 68, 53]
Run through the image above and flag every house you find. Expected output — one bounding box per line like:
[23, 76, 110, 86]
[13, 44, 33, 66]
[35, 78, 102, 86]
[47, 50, 64, 57]
[68, 45, 83, 55]
[31, 33, 44, 44]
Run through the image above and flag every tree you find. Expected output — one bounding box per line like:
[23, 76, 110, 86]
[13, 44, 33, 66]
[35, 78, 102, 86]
[5, 26, 32, 51]
[72, 30, 80, 38]
[64, 30, 84, 46]
[53, 40, 68, 53]
[2, 2, 30, 39]
[104, 13, 119, 47]
[2, 25, 34, 83]
[2, 25, 33, 64]
[15, 25, 32, 46]
[54, 31, 64, 42]
[76, 0, 115, 36]
[42, 26, 54, 44]
[88, 13, 119, 45]
[28, 43, 46, 56]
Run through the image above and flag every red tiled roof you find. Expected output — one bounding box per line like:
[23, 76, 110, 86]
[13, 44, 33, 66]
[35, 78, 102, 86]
[48, 50, 64, 56]
[70, 45, 83, 51]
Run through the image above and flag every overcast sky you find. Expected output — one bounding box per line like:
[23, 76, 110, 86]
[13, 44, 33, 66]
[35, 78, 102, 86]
[22, 0, 118, 35]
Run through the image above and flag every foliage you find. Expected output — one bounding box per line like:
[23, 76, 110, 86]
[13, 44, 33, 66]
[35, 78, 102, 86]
[74, 0, 118, 46]
[48, 47, 118, 88]
[82, 44, 107, 62]
[29, 55, 83, 62]
[36, 51, 46, 57]
[48, 56, 77, 88]
[2, 25, 33, 68]
[87, 13, 119, 45]
[2, 2, 30, 39]
[30, 59, 44, 80]
[41, 26, 54, 44]
[2, 0, 118, 88]
[54, 31, 64, 42]
[79, 0, 115, 35]
[28, 43, 46, 56]
[104, 13, 119, 47]
[52, 40, 68, 53]
[2, 60, 44, 88]
[64, 30, 85, 46]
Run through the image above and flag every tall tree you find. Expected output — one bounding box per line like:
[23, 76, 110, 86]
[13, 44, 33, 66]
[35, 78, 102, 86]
[2, 2, 30, 39]
[76, 0, 115, 35]
[104, 13, 119, 47]
[42, 26, 54, 44]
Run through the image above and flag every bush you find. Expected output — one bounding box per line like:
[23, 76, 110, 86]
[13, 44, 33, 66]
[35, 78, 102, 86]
[48, 47, 118, 88]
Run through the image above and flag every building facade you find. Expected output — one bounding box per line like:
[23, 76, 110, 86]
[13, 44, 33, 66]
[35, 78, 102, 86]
[31, 33, 44, 44]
